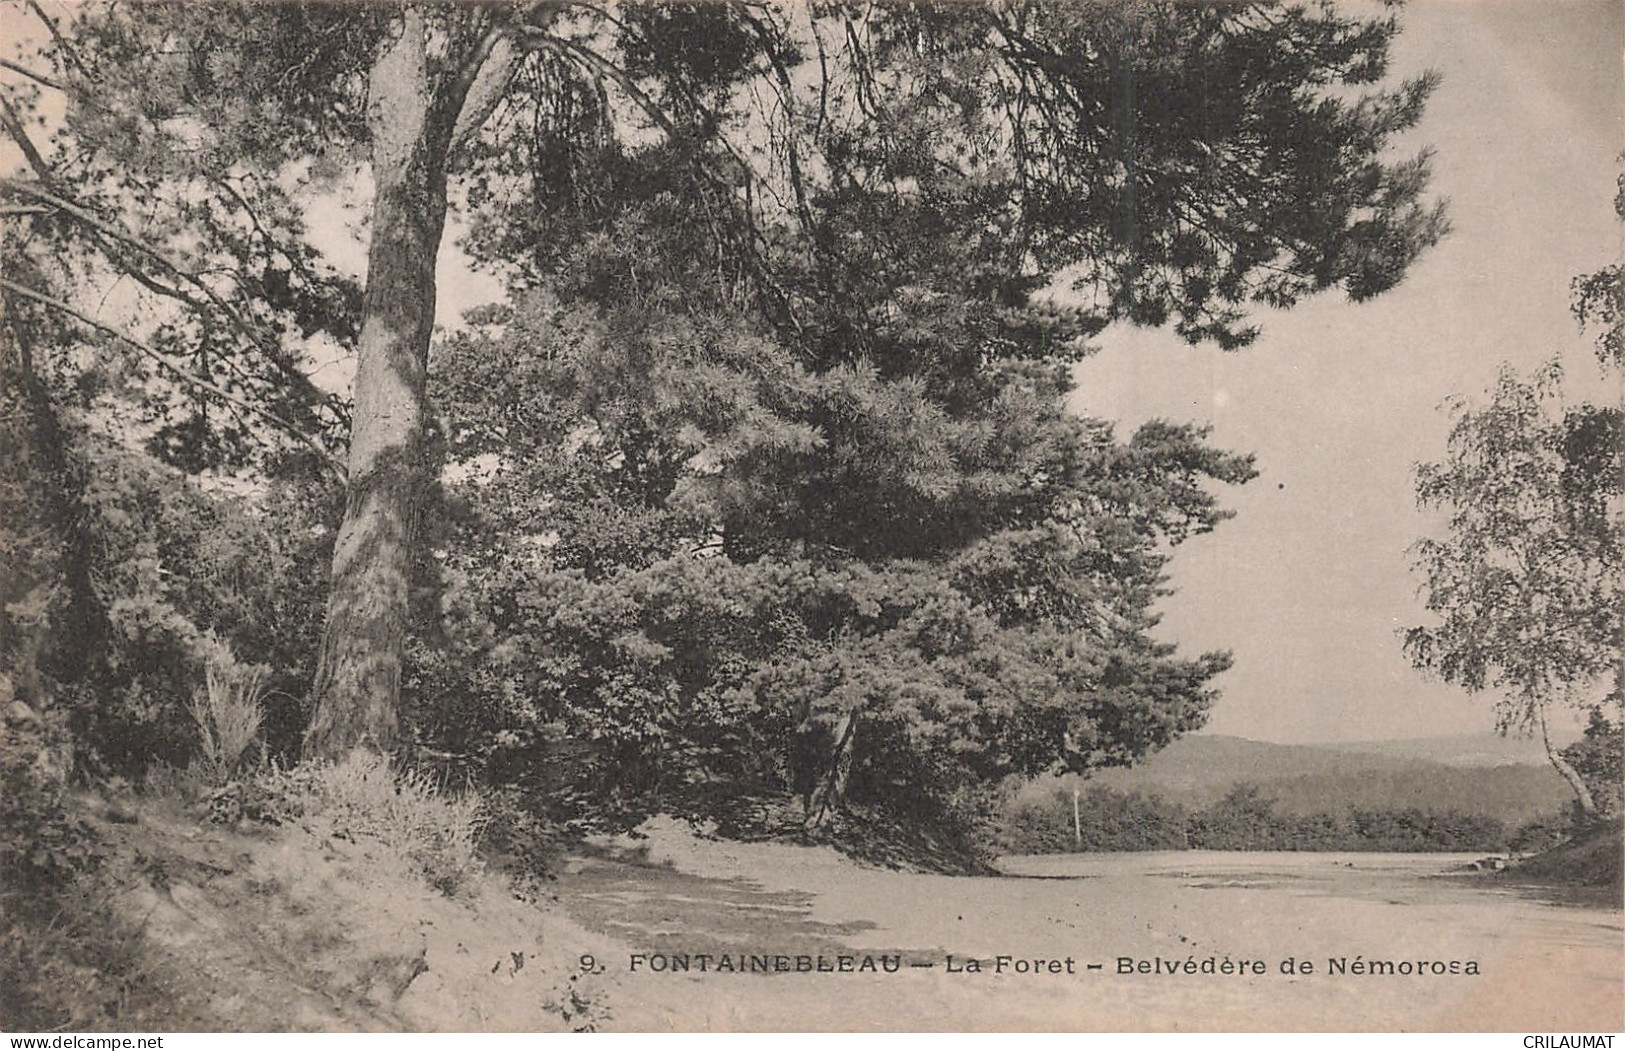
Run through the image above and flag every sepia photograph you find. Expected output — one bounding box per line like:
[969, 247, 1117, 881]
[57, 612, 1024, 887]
[1, 0, 1620, 1035]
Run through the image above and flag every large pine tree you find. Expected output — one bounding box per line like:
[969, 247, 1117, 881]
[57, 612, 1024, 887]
[3, 2, 1447, 762]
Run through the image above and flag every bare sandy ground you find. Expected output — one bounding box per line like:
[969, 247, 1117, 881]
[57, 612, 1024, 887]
[556, 818, 1624, 1032]
[88, 797, 618, 1031]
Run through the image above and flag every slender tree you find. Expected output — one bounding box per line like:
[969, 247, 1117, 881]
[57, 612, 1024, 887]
[1406, 362, 1622, 816]
[1408, 171, 1623, 820]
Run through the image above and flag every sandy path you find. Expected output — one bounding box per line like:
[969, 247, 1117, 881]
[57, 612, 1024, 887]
[555, 820, 1624, 1032]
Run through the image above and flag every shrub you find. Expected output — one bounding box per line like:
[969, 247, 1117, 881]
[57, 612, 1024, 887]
[2, 419, 335, 775]
[1510, 813, 1572, 855]
[1001, 786, 1190, 854]
[0, 704, 170, 1031]
[1001, 781, 1515, 854]
[0, 700, 98, 891]
[1561, 708, 1623, 821]
[0, 876, 172, 1032]
[255, 752, 487, 895]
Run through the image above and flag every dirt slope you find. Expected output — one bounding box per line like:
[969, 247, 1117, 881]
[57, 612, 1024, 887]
[79, 796, 615, 1032]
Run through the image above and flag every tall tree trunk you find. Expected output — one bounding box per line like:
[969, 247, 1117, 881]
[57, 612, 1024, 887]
[306, 10, 453, 759]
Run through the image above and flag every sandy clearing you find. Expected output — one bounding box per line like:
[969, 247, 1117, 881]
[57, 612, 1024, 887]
[556, 819, 1624, 1032]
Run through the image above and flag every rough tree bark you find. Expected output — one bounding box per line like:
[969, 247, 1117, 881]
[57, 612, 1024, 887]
[302, 6, 555, 760]
[305, 10, 456, 759]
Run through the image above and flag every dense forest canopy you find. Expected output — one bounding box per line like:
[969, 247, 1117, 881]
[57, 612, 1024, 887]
[1, 1, 1448, 840]
[1404, 174, 1625, 821]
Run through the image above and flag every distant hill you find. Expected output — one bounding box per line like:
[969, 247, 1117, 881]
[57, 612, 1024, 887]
[1305, 732, 1570, 768]
[1049, 734, 1574, 827]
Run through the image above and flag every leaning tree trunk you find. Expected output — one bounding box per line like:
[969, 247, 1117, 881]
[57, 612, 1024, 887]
[1537, 702, 1596, 818]
[306, 11, 454, 760]
[808, 713, 857, 829]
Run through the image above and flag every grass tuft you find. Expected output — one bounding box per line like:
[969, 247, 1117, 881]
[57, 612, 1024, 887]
[188, 660, 266, 783]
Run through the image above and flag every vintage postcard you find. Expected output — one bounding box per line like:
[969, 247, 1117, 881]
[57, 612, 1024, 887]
[0, 0, 1619, 1035]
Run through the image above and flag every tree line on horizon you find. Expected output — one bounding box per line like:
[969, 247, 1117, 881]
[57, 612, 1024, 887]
[1002, 782, 1585, 856]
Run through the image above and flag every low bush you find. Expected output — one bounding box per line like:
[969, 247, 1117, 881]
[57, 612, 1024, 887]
[254, 752, 487, 896]
[0, 701, 176, 1031]
[0, 880, 172, 1032]
[1002, 782, 1515, 854]
[1, 699, 98, 891]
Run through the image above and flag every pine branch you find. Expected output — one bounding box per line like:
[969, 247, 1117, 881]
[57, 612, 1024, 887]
[0, 92, 51, 176]
[0, 277, 346, 481]
[0, 172, 333, 423]
[1, 176, 277, 350]
[0, 55, 64, 91]
[23, 0, 93, 84]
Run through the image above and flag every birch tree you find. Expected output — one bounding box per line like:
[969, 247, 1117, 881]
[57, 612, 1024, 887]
[1406, 362, 1622, 816]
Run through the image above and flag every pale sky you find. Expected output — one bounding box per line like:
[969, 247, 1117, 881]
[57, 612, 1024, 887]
[1069, 0, 1624, 744]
